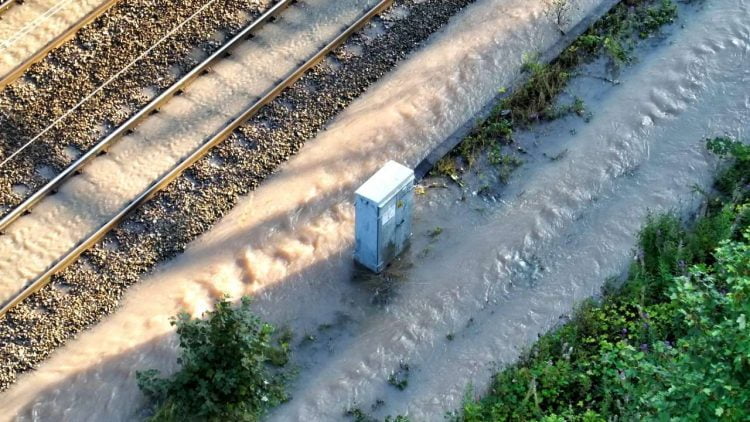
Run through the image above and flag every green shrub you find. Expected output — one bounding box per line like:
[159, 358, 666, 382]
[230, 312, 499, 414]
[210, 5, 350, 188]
[454, 138, 750, 420]
[639, 0, 678, 37]
[137, 297, 290, 422]
[604, 232, 750, 420]
[708, 137, 750, 201]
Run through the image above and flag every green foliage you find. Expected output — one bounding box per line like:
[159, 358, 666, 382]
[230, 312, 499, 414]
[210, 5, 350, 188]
[435, 156, 460, 178]
[428, 226, 444, 238]
[639, 0, 678, 37]
[708, 136, 750, 160]
[345, 407, 375, 422]
[545, 97, 590, 121]
[502, 60, 571, 126]
[137, 297, 290, 422]
[606, 234, 750, 420]
[603, 36, 628, 64]
[708, 137, 750, 203]
[490, 150, 523, 183]
[454, 139, 750, 420]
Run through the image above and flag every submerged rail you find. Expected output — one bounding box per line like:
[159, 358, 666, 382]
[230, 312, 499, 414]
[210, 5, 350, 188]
[0, 0, 294, 233]
[0, 0, 120, 88]
[0, 0, 394, 317]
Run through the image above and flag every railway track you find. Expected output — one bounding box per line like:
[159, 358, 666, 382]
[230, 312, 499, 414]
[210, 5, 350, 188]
[0, 0, 120, 88]
[0, 0, 294, 232]
[0, 0, 276, 213]
[0, 0, 393, 316]
[0, 0, 472, 390]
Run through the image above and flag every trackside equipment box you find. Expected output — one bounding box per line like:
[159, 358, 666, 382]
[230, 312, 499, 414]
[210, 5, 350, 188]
[354, 161, 415, 273]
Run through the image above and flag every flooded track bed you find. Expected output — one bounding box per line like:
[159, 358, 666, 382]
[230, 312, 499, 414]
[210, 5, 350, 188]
[0, 0, 274, 210]
[0, 0, 744, 419]
[0, 0, 476, 392]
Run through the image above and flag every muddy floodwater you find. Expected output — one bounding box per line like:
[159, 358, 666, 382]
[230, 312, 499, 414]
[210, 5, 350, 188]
[1, 0, 748, 420]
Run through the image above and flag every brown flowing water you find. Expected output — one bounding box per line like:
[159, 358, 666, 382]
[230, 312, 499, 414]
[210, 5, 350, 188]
[1, 0, 749, 420]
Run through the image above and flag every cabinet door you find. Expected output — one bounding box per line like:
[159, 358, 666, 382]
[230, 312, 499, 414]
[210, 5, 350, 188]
[354, 198, 379, 271]
[393, 186, 413, 253]
[378, 199, 398, 269]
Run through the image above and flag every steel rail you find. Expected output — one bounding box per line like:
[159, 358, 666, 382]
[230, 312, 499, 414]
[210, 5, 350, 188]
[1, 0, 229, 168]
[0, 0, 394, 317]
[0, 0, 294, 233]
[0, 0, 120, 88]
[0, 0, 17, 15]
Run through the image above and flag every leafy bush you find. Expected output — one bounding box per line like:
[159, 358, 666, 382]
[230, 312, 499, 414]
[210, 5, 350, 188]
[137, 297, 290, 421]
[455, 139, 750, 420]
[605, 233, 750, 420]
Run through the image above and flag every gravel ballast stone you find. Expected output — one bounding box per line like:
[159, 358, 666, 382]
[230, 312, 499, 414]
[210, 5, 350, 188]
[0, 0, 475, 391]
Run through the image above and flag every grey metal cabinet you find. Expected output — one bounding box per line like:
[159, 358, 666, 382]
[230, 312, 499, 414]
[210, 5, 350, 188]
[354, 161, 414, 273]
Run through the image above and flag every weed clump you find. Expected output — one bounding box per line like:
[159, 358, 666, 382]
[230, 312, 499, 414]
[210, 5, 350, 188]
[345, 406, 411, 422]
[428, 226, 444, 238]
[388, 362, 411, 391]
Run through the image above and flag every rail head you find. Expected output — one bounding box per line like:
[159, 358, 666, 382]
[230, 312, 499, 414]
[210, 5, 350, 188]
[0, 0, 394, 319]
[0, 0, 16, 15]
[0, 0, 295, 233]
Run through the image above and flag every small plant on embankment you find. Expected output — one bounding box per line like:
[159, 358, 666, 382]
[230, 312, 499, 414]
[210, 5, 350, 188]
[545, 0, 576, 34]
[435, 0, 678, 180]
[454, 138, 750, 420]
[136, 296, 291, 421]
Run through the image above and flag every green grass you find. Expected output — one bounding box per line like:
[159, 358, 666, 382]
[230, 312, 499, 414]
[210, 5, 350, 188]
[345, 407, 411, 422]
[453, 138, 750, 421]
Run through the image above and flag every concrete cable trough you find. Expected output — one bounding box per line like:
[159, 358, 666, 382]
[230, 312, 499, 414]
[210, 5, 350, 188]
[0, 0, 394, 318]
